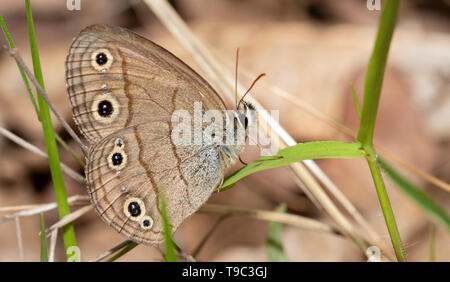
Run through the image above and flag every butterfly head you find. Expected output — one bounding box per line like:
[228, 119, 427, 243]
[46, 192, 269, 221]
[236, 101, 256, 132]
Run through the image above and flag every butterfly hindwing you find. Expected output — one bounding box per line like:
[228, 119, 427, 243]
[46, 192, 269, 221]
[86, 121, 223, 245]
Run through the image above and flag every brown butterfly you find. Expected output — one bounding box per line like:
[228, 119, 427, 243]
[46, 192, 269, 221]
[65, 25, 254, 244]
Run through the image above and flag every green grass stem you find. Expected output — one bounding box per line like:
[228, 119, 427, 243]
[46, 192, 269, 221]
[356, 0, 406, 261]
[25, 0, 77, 258]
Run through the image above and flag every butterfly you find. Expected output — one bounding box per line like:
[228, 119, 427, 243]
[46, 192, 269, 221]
[65, 25, 254, 244]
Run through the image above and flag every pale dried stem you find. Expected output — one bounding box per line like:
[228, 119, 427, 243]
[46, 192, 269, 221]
[262, 77, 450, 193]
[48, 229, 58, 262]
[15, 217, 24, 261]
[1, 192, 357, 260]
[3, 46, 88, 156]
[144, 0, 391, 260]
[0, 126, 85, 184]
[45, 205, 93, 235]
[213, 37, 398, 259]
[200, 204, 339, 234]
[0, 195, 90, 223]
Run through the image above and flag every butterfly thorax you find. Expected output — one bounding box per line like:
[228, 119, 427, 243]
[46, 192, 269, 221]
[218, 102, 255, 169]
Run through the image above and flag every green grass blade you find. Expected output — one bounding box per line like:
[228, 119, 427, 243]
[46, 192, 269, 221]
[222, 141, 364, 190]
[25, 0, 77, 257]
[267, 204, 288, 262]
[354, 0, 406, 261]
[0, 15, 40, 119]
[40, 213, 48, 262]
[379, 159, 450, 231]
[357, 0, 401, 146]
[159, 192, 177, 262]
[107, 241, 138, 262]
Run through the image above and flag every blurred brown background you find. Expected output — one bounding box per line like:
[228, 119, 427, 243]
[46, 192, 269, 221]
[0, 0, 449, 261]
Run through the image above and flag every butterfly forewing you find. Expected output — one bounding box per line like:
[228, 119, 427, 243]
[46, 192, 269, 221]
[66, 25, 226, 144]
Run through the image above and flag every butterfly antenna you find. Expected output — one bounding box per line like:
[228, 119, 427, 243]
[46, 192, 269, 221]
[237, 73, 266, 109]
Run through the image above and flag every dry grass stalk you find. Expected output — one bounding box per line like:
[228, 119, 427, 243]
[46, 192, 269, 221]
[0, 126, 85, 184]
[15, 217, 24, 261]
[144, 0, 392, 260]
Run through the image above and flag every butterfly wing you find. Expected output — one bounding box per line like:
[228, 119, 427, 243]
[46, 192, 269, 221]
[66, 25, 228, 244]
[86, 122, 222, 244]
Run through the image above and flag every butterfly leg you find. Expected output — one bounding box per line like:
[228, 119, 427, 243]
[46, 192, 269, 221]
[216, 149, 226, 192]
